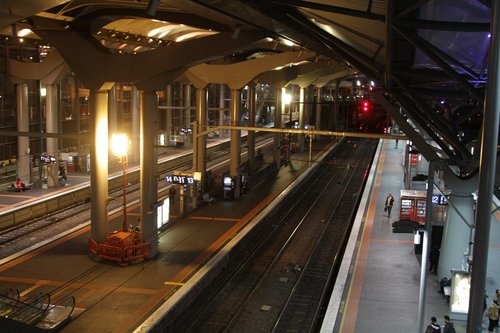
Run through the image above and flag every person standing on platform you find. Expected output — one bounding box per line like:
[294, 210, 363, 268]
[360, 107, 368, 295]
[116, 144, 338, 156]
[486, 299, 499, 333]
[385, 193, 395, 217]
[169, 186, 176, 206]
[425, 316, 441, 333]
[429, 245, 440, 274]
[443, 315, 455, 333]
[493, 289, 500, 305]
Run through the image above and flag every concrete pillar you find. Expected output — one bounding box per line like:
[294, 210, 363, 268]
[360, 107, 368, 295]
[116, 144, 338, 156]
[131, 86, 140, 163]
[219, 85, 226, 136]
[165, 84, 173, 146]
[409, 153, 429, 190]
[468, 3, 500, 330]
[247, 83, 256, 163]
[298, 87, 305, 151]
[108, 84, 117, 135]
[415, 154, 429, 176]
[332, 82, 340, 130]
[315, 87, 321, 131]
[195, 86, 207, 174]
[305, 86, 311, 125]
[273, 87, 282, 166]
[140, 90, 159, 257]
[438, 172, 476, 280]
[89, 90, 109, 243]
[282, 87, 289, 124]
[230, 88, 241, 198]
[16, 83, 30, 184]
[45, 84, 59, 187]
[185, 83, 192, 144]
[178, 82, 184, 129]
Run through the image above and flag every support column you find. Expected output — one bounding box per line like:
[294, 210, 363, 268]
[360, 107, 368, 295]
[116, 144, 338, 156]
[298, 86, 305, 151]
[247, 83, 256, 163]
[165, 84, 173, 146]
[90, 90, 109, 243]
[333, 81, 340, 130]
[315, 87, 321, 131]
[438, 173, 476, 280]
[273, 87, 282, 166]
[304, 86, 310, 125]
[185, 83, 192, 144]
[16, 83, 30, 185]
[131, 86, 140, 163]
[45, 84, 59, 187]
[108, 84, 117, 135]
[195, 86, 207, 174]
[469, 3, 500, 330]
[417, 161, 435, 333]
[140, 90, 159, 257]
[230, 88, 241, 198]
[219, 85, 226, 136]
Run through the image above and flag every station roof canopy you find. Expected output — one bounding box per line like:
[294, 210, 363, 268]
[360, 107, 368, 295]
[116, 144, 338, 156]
[0, 0, 494, 178]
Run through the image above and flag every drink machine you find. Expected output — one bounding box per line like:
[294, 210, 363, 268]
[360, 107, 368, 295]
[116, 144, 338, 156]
[223, 175, 235, 199]
[399, 189, 427, 224]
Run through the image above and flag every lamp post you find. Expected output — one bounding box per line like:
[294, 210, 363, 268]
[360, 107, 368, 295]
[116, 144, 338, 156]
[111, 133, 129, 232]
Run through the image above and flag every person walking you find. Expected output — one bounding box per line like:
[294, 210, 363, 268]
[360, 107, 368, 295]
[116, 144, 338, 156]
[486, 299, 499, 333]
[443, 315, 455, 333]
[425, 316, 441, 333]
[385, 193, 395, 217]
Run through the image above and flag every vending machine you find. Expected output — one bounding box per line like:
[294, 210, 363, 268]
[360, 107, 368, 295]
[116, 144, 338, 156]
[399, 189, 427, 224]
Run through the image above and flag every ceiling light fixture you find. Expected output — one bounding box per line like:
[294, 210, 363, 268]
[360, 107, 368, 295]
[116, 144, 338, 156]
[17, 28, 32, 37]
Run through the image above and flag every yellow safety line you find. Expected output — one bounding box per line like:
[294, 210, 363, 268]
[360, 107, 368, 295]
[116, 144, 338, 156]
[0, 194, 36, 199]
[20, 283, 43, 297]
[163, 281, 185, 286]
[188, 216, 240, 222]
[338, 140, 386, 333]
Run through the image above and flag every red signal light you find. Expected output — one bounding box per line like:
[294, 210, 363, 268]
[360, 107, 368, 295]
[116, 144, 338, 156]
[362, 100, 370, 112]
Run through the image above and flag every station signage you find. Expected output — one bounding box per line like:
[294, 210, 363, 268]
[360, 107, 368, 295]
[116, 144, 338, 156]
[432, 194, 448, 205]
[166, 171, 201, 185]
[165, 175, 194, 185]
[40, 155, 57, 164]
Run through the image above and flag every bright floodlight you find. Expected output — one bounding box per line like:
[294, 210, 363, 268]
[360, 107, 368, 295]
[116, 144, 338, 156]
[283, 93, 292, 105]
[111, 133, 128, 156]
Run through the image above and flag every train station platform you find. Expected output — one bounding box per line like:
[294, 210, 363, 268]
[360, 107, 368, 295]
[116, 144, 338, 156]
[0, 138, 496, 332]
[0, 138, 331, 332]
[322, 139, 500, 333]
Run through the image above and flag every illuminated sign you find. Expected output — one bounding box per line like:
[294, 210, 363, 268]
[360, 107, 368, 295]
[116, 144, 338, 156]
[40, 155, 57, 164]
[432, 194, 439, 205]
[432, 194, 448, 205]
[165, 175, 194, 185]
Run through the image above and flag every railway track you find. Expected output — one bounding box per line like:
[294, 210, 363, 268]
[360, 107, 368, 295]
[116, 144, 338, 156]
[171, 138, 378, 333]
[0, 134, 273, 258]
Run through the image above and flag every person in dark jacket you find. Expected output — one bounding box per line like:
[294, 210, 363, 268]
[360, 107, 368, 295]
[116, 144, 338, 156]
[385, 193, 395, 217]
[429, 245, 440, 274]
[443, 315, 455, 333]
[425, 316, 441, 333]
